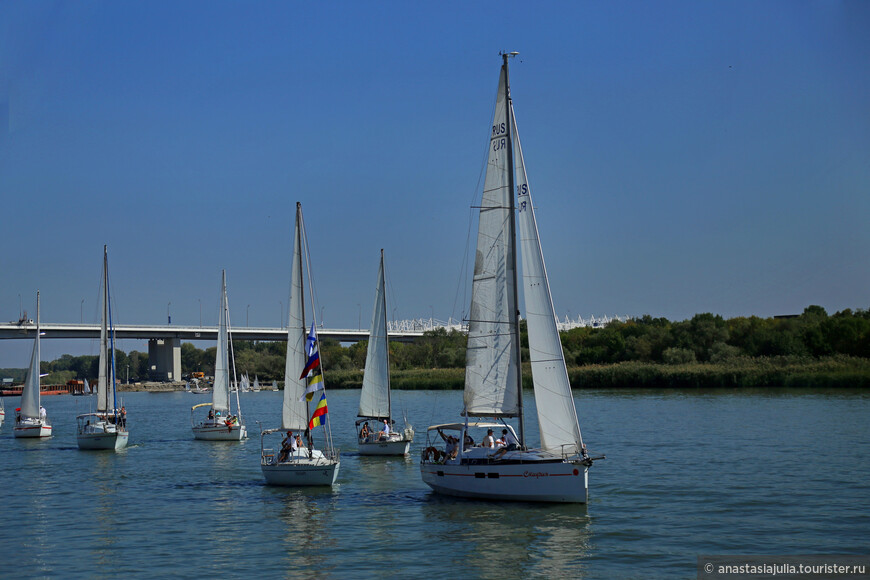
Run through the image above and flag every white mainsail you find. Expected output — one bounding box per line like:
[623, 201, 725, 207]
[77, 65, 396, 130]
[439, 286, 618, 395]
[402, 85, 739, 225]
[19, 292, 41, 420]
[283, 204, 311, 431]
[464, 65, 520, 418]
[212, 270, 231, 414]
[358, 250, 390, 420]
[97, 247, 115, 414]
[512, 110, 583, 455]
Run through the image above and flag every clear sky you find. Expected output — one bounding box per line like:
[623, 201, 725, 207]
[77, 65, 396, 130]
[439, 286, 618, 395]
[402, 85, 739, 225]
[1, 1, 868, 367]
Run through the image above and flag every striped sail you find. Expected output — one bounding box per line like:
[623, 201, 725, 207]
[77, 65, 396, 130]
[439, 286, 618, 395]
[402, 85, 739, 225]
[358, 250, 390, 420]
[512, 109, 583, 455]
[283, 203, 311, 431]
[463, 65, 520, 418]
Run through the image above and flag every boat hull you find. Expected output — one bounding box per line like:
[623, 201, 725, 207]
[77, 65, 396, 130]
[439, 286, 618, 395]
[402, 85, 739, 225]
[261, 458, 340, 486]
[13, 422, 52, 438]
[420, 459, 588, 503]
[358, 438, 411, 456]
[192, 423, 247, 441]
[77, 430, 129, 450]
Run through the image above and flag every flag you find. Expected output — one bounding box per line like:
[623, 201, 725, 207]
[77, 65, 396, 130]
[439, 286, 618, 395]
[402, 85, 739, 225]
[308, 393, 328, 429]
[299, 371, 324, 402]
[299, 323, 320, 379]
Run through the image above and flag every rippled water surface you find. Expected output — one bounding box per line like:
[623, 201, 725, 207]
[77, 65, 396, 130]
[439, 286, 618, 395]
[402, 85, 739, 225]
[1, 388, 868, 578]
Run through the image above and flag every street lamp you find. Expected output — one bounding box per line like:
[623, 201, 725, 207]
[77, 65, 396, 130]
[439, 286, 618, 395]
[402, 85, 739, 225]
[167, 301, 171, 324]
[81, 299, 84, 323]
[280, 301, 283, 329]
[320, 306, 324, 328]
[199, 298, 202, 327]
[247, 304, 250, 327]
[357, 304, 361, 331]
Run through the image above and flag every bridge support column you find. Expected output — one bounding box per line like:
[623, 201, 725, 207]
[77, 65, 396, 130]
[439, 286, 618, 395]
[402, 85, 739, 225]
[148, 338, 182, 382]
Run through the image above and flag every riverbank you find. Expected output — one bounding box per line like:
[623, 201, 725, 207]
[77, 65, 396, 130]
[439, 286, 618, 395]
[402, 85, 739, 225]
[325, 355, 870, 390]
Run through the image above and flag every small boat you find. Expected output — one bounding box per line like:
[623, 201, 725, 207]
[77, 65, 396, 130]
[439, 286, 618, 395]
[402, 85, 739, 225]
[0, 398, 4, 426]
[191, 270, 246, 441]
[14, 291, 52, 438]
[261, 202, 340, 486]
[252, 376, 260, 392]
[420, 54, 603, 503]
[271, 380, 279, 392]
[77, 246, 129, 450]
[356, 250, 414, 455]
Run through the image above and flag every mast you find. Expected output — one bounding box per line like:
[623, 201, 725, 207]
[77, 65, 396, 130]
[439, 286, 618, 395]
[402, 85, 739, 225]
[503, 51, 525, 446]
[297, 203, 313, 450]
[382, 250, 391, 422]
[106, 246, 118, 415]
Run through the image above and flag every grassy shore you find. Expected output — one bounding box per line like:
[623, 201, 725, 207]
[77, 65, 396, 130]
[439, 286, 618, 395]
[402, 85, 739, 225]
[327, 356, 870, 390]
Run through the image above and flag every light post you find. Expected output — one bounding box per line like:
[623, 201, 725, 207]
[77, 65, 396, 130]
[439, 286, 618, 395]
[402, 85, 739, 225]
[320, 306, 324, 328]
[167, 302, 171, 324]
[247, 304, 250, 327]
[357, 303, 361, 331]
[280, 301, 283, 329]
[81, 299, 84, 323]
[199, 298, 202, 327]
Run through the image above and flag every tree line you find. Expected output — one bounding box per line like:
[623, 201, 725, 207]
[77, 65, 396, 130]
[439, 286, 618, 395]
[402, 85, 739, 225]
[30, 305, 870, 386]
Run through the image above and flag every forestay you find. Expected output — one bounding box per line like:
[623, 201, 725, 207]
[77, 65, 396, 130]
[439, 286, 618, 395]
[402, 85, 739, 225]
[97, 248, 116, 414]
[512, 111, 583, 455]
[358, 252, 390, 420]
[464, 66, 520, 418]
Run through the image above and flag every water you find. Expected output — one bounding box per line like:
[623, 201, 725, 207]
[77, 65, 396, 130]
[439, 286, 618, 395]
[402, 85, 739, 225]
[1, 388, 868, 578]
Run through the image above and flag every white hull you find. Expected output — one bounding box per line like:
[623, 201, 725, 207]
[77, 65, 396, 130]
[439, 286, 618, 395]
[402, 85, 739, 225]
[421, 455, 588, 503]
[261, 451, 340, 486]
[192, 423, 247, 441]
[13, 421, 52, 438]
[77, 430, 129, 450]
[358, 438, 411, 456]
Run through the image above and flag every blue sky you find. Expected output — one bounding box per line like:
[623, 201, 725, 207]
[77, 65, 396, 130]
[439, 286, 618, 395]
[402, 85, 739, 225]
[1, 2, 868, 367]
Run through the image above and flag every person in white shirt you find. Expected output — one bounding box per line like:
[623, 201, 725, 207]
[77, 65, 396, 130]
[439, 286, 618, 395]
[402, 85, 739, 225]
[481, 429, 495, 448]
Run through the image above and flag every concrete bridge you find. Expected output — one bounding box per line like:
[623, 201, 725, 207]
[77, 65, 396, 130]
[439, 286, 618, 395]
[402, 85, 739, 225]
[0, 322, 425, 382]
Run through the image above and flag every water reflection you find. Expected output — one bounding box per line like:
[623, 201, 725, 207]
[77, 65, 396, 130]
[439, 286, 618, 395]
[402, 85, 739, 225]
[420, 497, 592, 578]
[273, 489, 338, 576]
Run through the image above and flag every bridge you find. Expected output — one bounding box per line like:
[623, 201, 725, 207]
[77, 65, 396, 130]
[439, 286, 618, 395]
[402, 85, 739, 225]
[0, 322, 428, 382]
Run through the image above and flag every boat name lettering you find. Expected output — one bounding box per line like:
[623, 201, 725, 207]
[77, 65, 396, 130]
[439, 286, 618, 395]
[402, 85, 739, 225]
[523, 471, 550, 479]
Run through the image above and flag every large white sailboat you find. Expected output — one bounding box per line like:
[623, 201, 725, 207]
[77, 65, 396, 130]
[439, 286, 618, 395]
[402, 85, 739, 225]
[77, 247, 129, 450]
[191, 270, 246, 441]
[420, 53, 603, 503]
[13, 291, 51, 438]
[356, 250, 414, 455]
[260, 202, 340, 486]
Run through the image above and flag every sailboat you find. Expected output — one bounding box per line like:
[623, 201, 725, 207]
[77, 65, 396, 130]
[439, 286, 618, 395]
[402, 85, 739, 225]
[76, 247, 129, 450]
[420, 53, 602, 503]
[261, 202, 340, 486]
[356, 250, 414, 455]
[252, 376, 260, 392]
[13, 291, 51, 438]
[271, 380, 279, 391]
[191, 270, 246, 441]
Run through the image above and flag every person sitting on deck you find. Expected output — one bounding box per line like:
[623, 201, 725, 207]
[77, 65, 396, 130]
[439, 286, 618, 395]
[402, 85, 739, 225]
[360, 422, 370, 441]
[438, 429, 459, 460]
[378, 419, 391, 440]
[208, 408, 214, 421]
[481, 429, 495, 448]
[492, 429, 520, 460]
[278, 430, 297, 462]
